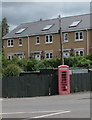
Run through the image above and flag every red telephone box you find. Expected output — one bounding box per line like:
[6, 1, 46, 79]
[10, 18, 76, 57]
[58, 65, 70, 95]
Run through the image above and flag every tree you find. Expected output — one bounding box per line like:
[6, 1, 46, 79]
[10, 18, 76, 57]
[2, 17, 9, 37]
[3, 64, 23, 77]
[0, 22, 2, 49]
[1, 17, 9, 50]
[0, 21, 2, 38]
[38, 18, 43, 21]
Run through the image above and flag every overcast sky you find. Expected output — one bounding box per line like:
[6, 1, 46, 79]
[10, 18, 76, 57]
[1, 2, 91, 31]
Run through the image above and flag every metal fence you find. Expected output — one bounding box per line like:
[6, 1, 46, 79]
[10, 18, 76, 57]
[2, 69, 92, 98]
[0, 78, 2, 97]
[70, 73, 90, 93]
[2, 70, 58, 98]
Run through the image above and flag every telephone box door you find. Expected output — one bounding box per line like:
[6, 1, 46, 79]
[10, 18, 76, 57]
[58, 65, 70, 95]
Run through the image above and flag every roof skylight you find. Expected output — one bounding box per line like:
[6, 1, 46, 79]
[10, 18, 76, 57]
[42, 24, 53, 31]
[69, 21, 81, 27]
[15, 28, 26, 34]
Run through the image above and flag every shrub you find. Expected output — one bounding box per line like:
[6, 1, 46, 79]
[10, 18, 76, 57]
[34, 58, 62, 71]
[2, 56, 19, 69]
[17, 58, 28, 71]
[25, 59, 37, 71]
[46, 58, 61, 68]
[76, 58, 91, 68]
[2, 54, 92, 75]
[64, 56, 87, 67]
[85, 54, 92, 61]
[11, 56, 19, 64]
[64, 57, 74, 67]
[3, 64, 23, 77]
[34, 59, 52, 71]
[2, 58, 11, 69]
[65, 56, 81, 67]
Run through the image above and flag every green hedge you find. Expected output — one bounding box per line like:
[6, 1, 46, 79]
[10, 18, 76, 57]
[3, 64, 23, 77]
[2, 54, 92, 77]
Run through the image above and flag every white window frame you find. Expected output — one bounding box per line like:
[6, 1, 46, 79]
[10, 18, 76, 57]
[7, 39, 14, 47]
[75, 31, 83, 41]
[36, 36, 40, 45]
[19, 39, 22, 46]
[15, 28, 26, 34]
[69, 21, 81, 27]
[35, 54, 41, 60]
[45, 35, 53, 44]
[75, 48, 84, 56]
[18, 55, 24, 60]
[42, 24, 53, 31]
[63, 52, 70, 57]
[64, 33, 68, 42]
[7, 54, 13, 60]
[45, 51, 53, 59]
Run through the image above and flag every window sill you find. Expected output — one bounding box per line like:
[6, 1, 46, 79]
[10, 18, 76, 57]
[45, 42, 53, 44]
[35, 43, 40, 45]
[75, 39, 83, 42]
[64, 40, 69, 43]
[19, 45, 22, 47]
[7, 46, 14, 48]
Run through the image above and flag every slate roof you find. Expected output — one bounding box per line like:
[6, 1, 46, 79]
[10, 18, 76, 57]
[3, 13, 91, 39]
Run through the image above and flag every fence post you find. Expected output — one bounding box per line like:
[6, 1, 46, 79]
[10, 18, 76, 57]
[89, 70, 92, 91]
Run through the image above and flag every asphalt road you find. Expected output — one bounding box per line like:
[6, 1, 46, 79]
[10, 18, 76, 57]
[1, 92, 91, 119]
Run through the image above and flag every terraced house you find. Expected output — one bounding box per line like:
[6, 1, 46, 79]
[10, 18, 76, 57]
[3, 14, 92, 60]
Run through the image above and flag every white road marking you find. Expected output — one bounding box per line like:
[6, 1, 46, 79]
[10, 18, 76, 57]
[1, 110, 71, 119]
[0, 111, 57, 115]
[32, 110, 71, 118]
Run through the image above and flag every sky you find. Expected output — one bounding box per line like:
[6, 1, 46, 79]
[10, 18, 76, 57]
[1, 1, 91, 31]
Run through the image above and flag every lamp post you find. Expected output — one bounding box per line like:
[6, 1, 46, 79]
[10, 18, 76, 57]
[58, 15, 64, 65]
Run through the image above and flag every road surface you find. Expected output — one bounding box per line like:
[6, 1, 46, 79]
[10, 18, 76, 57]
[1, 92, 91, 119]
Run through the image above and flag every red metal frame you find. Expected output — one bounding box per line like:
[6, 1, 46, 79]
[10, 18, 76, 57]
[58, 65, 70, 95]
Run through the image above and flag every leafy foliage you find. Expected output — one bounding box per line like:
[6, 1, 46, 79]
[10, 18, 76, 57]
[3, 64, 23, 77]
[85, 54, 92, 61]
[1, 17, 9, 49]
[2, 17, 9, 37]
[25, 59, 37, 71]
[17, 58, 28, 71]
[76, 58, 92, 68]
[34, 58, 61, 71]
[64, 56, 84, 67]
[2, 54, 92, 77]
[34, 59, 52, 71]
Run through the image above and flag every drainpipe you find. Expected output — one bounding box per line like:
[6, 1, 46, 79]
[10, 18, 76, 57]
[86, 29, 89, 55]
[27, 35, 30, 58]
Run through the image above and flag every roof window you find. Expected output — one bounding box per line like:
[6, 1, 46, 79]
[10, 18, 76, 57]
[69, 20, 81, 27]
[42, 24, 53, 31]
[15, 28, 26, 34]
